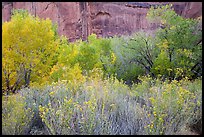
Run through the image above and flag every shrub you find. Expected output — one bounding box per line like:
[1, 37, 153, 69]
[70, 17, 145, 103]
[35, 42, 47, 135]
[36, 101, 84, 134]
[2, 94, 34, 135]
[16, 75, 202, 135]
[131, 76, 202, 135]
[20, 76, 148, 135]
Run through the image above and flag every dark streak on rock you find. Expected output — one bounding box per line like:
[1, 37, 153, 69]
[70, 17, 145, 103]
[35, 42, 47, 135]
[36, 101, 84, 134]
[95, 11, 111, 18]
[44, 2, 52, 11]
[125, 2, 170, 9]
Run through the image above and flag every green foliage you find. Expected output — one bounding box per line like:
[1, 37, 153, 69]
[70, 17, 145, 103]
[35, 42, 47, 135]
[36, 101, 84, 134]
[49, 34, 115, 84]
[147, 4, 202, 79]
[76, 34, 114, 75]
[109, 32, 157, 83]
[151, 50, 172, 77]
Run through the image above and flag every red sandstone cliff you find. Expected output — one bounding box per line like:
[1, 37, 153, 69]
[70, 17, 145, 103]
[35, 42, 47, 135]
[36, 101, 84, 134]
[2, 2, 202, 42]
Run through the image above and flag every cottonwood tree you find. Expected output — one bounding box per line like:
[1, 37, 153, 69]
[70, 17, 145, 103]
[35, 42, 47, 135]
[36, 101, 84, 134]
[147, 4, 202, 80]
[2, 9, 58, 94]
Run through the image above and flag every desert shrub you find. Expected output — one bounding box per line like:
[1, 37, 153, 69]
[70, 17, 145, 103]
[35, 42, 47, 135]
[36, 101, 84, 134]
[6, 75, 201, 135]
[28, 75, 204, 135]
[21, 76, 150, 135]
[18, 83, 61, 133]
[2, 94, 34, 135]
[131, 76, 202, 135]
[178, 77, 202, 134]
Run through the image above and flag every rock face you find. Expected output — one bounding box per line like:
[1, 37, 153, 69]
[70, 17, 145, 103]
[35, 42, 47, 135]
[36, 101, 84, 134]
[2, 2, 202, 42]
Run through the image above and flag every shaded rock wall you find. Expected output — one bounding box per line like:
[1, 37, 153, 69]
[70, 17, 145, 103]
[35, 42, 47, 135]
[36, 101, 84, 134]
[2, 2, 202, 42]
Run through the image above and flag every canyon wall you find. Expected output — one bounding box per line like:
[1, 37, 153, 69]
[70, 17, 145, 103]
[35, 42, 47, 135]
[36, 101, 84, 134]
[2, 2, 202, 41]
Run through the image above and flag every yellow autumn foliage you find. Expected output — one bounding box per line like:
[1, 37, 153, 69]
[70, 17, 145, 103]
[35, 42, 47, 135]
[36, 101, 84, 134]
[2, 10, 59, 93]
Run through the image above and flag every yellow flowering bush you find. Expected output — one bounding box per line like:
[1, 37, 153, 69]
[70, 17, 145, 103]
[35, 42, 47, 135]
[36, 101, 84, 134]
[2, 94, 34, 135]
[141, 77, 201, 135]
[3, 74, 201, 135]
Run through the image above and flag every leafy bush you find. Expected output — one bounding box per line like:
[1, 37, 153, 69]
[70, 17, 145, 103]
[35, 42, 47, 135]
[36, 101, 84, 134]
[147, 4, 202, 80]
[109, 34, 153, 83]
[49, 34, 116, 84]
